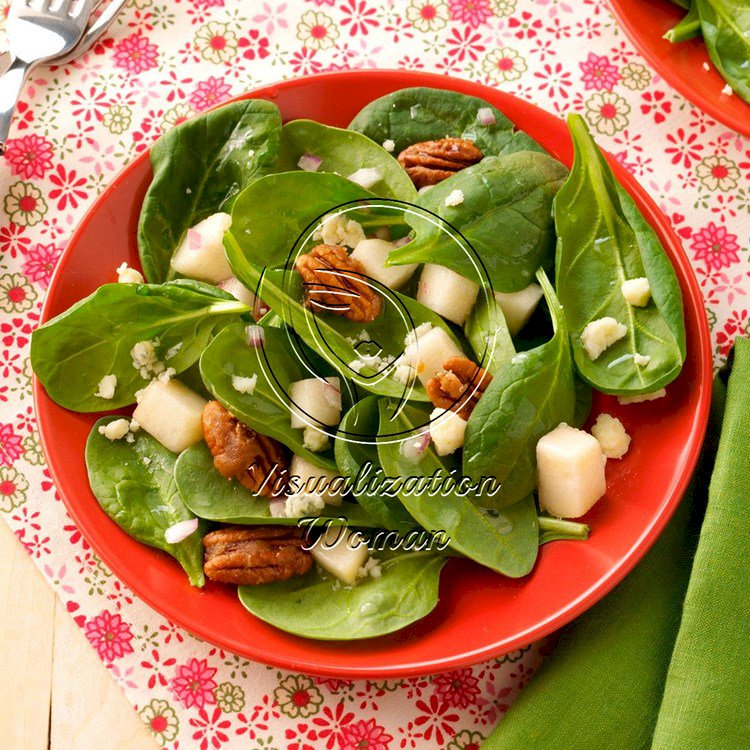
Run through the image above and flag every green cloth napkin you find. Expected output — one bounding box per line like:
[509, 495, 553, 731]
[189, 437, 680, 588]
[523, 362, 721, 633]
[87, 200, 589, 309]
[483, 336, 750, 750]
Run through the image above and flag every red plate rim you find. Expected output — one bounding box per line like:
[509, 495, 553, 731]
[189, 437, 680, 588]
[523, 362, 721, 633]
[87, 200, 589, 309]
[34, 70, 713, 677]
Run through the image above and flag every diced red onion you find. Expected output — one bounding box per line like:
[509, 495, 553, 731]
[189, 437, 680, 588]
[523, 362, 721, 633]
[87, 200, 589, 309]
[393, 235, 412, 248]
[245, 325, 266, 348]
[298, 153, 322, 172]
[477, 107, 496, 126]
[400, 431, 430, 462]
[165, 518, 199, 544]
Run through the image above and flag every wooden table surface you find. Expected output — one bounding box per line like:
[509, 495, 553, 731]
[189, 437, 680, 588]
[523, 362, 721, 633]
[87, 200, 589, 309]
[0, 519, 160, 749]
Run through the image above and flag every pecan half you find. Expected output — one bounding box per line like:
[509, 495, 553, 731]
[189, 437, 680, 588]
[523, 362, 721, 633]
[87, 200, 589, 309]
[203, 526, 313, 585]
[296, 243, 381, 323]
[202, 400, 287, 497]
[398, 138, 483, 188]
[426, 356, 493, 419]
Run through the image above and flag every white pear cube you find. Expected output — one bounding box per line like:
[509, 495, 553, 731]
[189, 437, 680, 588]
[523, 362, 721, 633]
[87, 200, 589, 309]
[311, 527, 370, 585]
[170, 212, 233, 283]
[537, 423, 607, 518]
[494, 283, 543, 336]
[289, 454, 344, 506]
[618, 388, 667, 405]
[350, 238, 417, 290]
[429, 408, 467, 456]
[417, 264, 480, 325]
[289, 377, 341, 429]
[403, 325, 464, 387]
[217, 276, 257, 307]
[133, 379, 207, 454]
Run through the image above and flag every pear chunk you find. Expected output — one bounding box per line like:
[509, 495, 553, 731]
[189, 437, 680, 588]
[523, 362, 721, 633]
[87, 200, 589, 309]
[170, 212, 233, 283]
[289, 377, 341, 429]
[350, 238, 417, 290]
[537, 423, 606, 518]
[494, 283, 543, 336]
[288, 454, 344, 507]
[403, 325, 464, 387]
[311, 527, 370, 585]
[417, 264, 479, 325]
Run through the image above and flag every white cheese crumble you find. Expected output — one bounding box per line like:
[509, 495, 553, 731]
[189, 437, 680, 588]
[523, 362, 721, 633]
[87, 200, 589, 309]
[116, 262, 144, 284]
[703, 62, 710, 71]
[382, 139, 395, 152]
[634, 353, 651, 367]
[580, 318, 628, 360]
[285, 492, 325, 518]
[303, 426, 330, 453]
[444, 189, 464, 207]
[621, 277, 651, 307]
[231, 374, 258, 395]
[591, 413, 631, 459]
[618, 388, 667, 405]
[721, 84, 733, 96]
[157, 367, 177, 383]
[95, 374, 117, 400]
[348, 167, 383, 190]
[314, 214, 366, 248]
[98, 419, 131, 441]
[164, 342, 183, 360]
[130, 339, 166, 380]
[357, 557, 382, 580]
[392, 361, 416, 385]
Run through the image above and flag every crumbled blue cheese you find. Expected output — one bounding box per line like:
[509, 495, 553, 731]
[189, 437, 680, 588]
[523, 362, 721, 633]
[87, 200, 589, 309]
[284, 492, 325, 518]
[156, 367, 177, 383]
[721, 84, 733, 96]
[313, 214, 365, 248]
[580, 318, 627, 360]
[164, 342, 183, 360]
[357, 556, 382, 580]
[116, 262, 144, 284]
[620, 277, 651, 307]
[618, 388, 667, 405]
[392, 360, 416, 385]
[98, 419, 131, 441]
[303, 426, 330, 452]
[444, 189, 464, 207]
[382, 139, 395, 152]
[634, 353, 651, 367]
[130, 339, 166, 379]
[231, 374, 258, 395]
[95, 374, 117, 399]
[591, 413, 631, 459]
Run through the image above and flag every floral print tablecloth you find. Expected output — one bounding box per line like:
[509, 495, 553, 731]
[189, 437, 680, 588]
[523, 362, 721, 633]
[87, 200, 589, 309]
[0, 0, 748, 748]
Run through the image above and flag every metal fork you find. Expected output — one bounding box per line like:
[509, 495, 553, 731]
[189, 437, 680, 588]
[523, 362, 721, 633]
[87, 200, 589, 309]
[0, 0, 96, 154]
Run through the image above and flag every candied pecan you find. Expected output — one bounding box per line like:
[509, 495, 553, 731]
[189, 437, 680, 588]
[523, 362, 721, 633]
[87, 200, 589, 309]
[426, 356, 493, 419]
[203, 526, 313, 585]
[397, 138, 483, 188]
[202, 401, 287, 497]
[296, 243, 381, 323]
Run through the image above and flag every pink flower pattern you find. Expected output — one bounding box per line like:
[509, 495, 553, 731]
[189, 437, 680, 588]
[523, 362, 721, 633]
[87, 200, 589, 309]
[0, 1, 747, 748]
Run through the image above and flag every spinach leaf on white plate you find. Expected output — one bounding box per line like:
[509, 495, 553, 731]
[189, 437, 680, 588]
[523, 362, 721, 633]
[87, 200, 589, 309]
[199, 321, 339, 471]
[388, 153, 568, 292]
[377, 402, 540, 577]
[238, 550, 447, 640]
[695, 0, 750, 103]
[277, 120, 417, 201]
[174, 442, 377, 526]
[86, 418, 206, 587]
[463, 270, 576, 509]
[553, 115, 685, 395]
[138, 99, 282, 283]
[31, 280, 249, 412]
[348, 86, 544, 156]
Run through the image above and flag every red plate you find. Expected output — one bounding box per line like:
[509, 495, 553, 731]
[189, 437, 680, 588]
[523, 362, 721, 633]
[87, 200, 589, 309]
[35, 71, 712, 678]
[609, 0, 750, 137]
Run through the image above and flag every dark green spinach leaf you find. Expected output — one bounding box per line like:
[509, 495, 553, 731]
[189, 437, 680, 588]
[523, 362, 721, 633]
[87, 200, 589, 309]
[86, 418, 206, 586]
[463, 270, 576, 508]
[388, 153, 568, 292]
[138, 99, 282, 283]
[31, 281, 249, 412]
[464, 293, 515, 375]
[554, 115, 685, 395]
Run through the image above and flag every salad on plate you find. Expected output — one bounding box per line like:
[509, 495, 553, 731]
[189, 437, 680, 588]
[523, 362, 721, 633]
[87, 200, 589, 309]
[31, 86, 686, 641]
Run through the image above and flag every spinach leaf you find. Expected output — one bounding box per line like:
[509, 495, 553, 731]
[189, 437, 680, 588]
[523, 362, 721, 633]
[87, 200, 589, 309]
[335, 397, 418, 532]
[553, 115, 685, 395]
[138, 99, 282, 283]
[199, 321, 338, 470]
[377, 402, 539, 577]
[238, 550, 446, 640]
[665, 2, 702, 42]
[388, 153, 568, 292]
[174, 443, 376, 526]
[348, 87, 544, 156]
[539, 516, 590, 545]
[86, 418, 206, 586]
[223, 237, 463, 401]
[277, 120, 417, 201]
[31, 281, 249, 412]
[695, 0, 750, 103]
[573, 376, 594, 429]
[227, 171, 378, 269]
[464, 294, 515, 375]
[463, 270, 576, 508]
